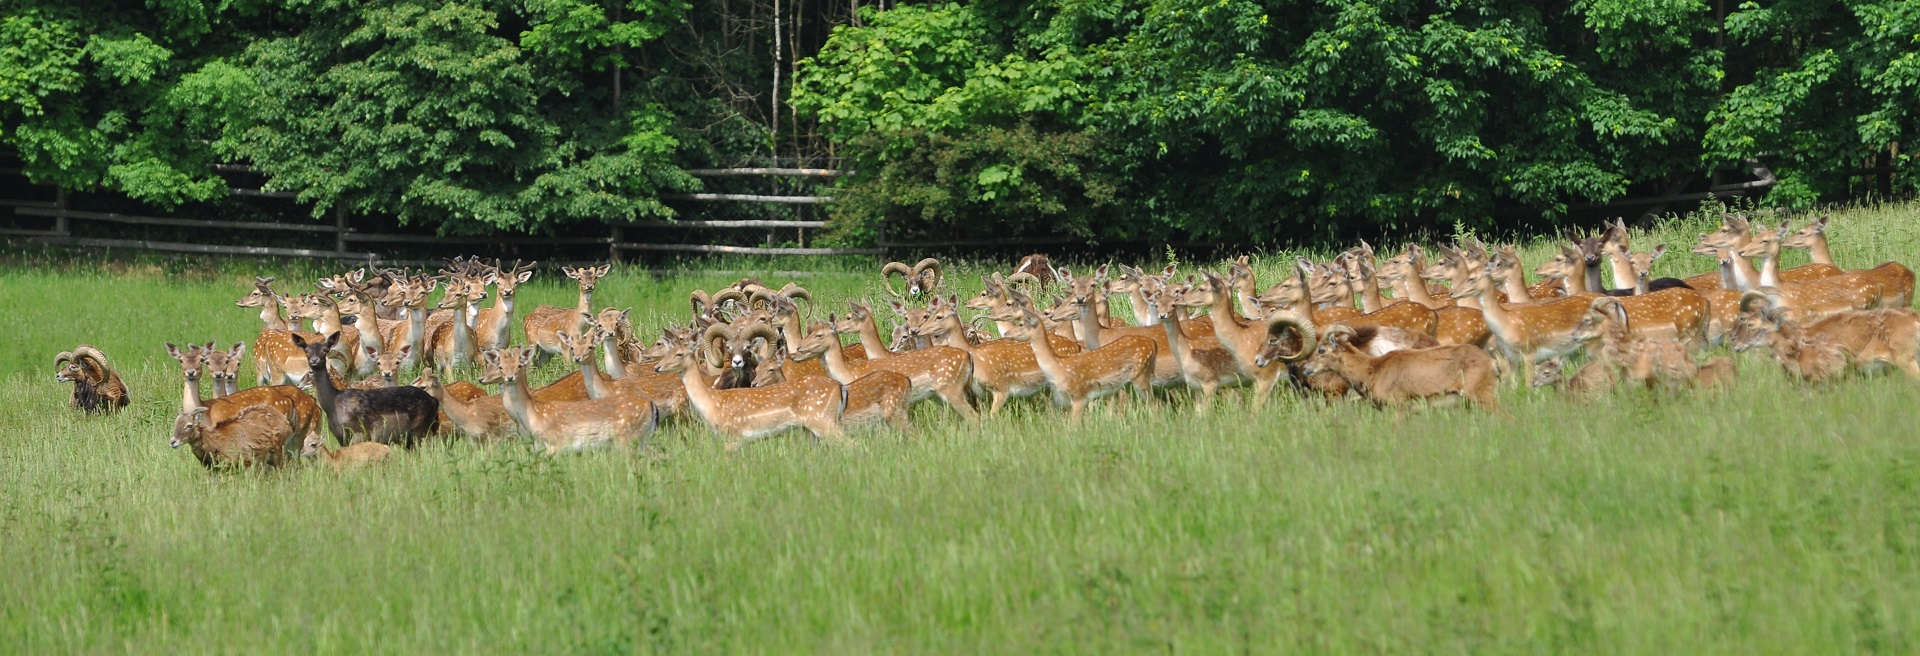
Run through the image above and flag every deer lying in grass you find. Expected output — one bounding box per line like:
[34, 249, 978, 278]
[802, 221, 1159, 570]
[293, 332, 440, 448]
[994, 292, 1156, 421]
[1301, 325, 1500, 411]
[653, 333, 848, 450]
[54, 345, 129, 414]
[171, 405, 299, 469]
[1732, 291, 1920, 382]
[302, 432, 391, 470]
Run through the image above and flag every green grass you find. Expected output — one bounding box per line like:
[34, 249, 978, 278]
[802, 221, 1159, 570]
[5, 201, 1920, 652]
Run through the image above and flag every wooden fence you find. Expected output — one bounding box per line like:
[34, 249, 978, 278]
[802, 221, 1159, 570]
[0, 166, 898, 264]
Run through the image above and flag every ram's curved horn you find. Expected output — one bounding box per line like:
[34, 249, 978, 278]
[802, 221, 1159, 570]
[690, 289, 714, 317]
[911, 257, 944, 295]
[881, 261, 912, 298]
[1737, 289, 1772, 315]
[1005, 271, 1041, 287]
[1265, 314, 1317, 363]
[775, 282, 811, 304]
[739, 322, 779, 347]
[700, 323, 733, 368]
[72, 345, 111, 371]
[54, 350, 74, 366]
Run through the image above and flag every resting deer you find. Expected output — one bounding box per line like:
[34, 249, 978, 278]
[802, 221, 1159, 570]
[302, 432, 392, 470]
[485, 346, 658, 452]
[524, 264, 609, 364]
[167, 342, 324, 457]
[652, 334, 847, 450]
[292, 332, 440, 448]
[995, 293, 1156, 421]
[1733, 291, 1920, 382]
[170, 405, 299, 469]
[1300, 325, 1500, 411]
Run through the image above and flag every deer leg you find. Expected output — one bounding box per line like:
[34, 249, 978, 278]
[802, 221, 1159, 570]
[938, 384, 979, 422]
[1195, 381, 1217, 414]
[987, 390, 1010, 416]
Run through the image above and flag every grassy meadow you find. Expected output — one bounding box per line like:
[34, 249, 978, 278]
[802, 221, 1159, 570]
[4, 202, 1920, 652]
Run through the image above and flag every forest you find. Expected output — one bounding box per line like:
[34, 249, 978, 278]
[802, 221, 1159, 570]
[0, 0, 1914, 245]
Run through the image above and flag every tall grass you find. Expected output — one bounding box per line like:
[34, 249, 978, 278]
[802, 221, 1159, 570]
[3, 201, 1919, 652]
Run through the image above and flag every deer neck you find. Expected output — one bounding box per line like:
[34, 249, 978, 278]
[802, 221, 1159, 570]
[1755, 248, 1781, 288]
[1233, 275, 1262, 319]
[1719, 247, 1759, 290]
[180, 375, 203, 414]
[1476, 284, 1522, 346]
[405, 306, 428, 356]
[1402, 277, 1439, 308]
[1583, 259, 1606, 294]
[935, 316, 975, 352]
[1500, 267, 1534, 303]
[258, 300, 289, 331]
[450, 304, 474, 367]
[1357, 273, 1386, 313]
[820, 333, 864, 383]
[1160, 307, 1196, 363]
[1207, 288, 1259, 360]
[578, 358, 609, 399]
[499, 374, 539, 431]
[677, 365, 722, 423]
[852, 315, 891, 355]
[315, 306, 346, 335]
[1802, 237, 1834, 266]
[1607, 252, 1636, 290]
[308, 359, 341, 412]
[354, 302, 384, 354]
[1125, 288, 1155, 325]
[1559, 268, 1594, 295]
[1022, 325, 1066, 379]
[1075, 303, 1106, 350]
[599, 334, 628, 379]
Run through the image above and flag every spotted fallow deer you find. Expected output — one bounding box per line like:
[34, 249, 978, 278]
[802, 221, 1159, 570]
[792, 312, 979, 421]
[1147, 284, 1248, 411]
[1537, 244, 1710, 346]
[1794, 217, 1915, 307]
[375, 275, 435, 370]
[1451, 261, 1594, 383]
[1749, 218, 1914, 313]
[237, 277, 293, 331]
[202, 342, 245, 397]
[1565, 296, 1702, 391]
[414, 366, 516, 442]
[473, 259, 535, 350]
[424, 272, 485, 376]
[1183, 272, 1313, 406]
[287, 292, 366, 377]
[1057, 266, 1184, 388]
[523, 264, 609, 364]
[994, 292, 1157, 421]
[652, 333, 848, 450]
[917, 294, 1077, 415]
[1732, 291, 1920, 381]
[487, 346, 657, 452]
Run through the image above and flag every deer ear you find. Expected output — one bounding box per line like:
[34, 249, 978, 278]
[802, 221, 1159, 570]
[289, 333, 307, 349]
[324, 331, 341, 351]
[364, 345, 378, 358]
[889, 300, 907, 316]
[166, 343, 181, 359]
[1095, 264, 1110, 280]
[1650, 244, 1666, 259]
[516, 270, 533, 284]
[398, 344, 411, 356]
[230, 343, 246, 358]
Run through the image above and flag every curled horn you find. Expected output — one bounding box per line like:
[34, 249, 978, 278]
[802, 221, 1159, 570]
[72, 345, 111, 369]
[700, 323, 733, 368]
[690, 289, 714, 316]
[1263, 313, 1317, 363]
[912, 257, 944, 294]
[740, 322, 780, 348]
[775, 281, 811, 304]
[881, 261, 913, 298]
[54, 350, 74, 367]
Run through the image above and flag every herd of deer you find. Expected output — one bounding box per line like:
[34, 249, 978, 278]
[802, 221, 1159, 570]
[131, 213, 1918, 469]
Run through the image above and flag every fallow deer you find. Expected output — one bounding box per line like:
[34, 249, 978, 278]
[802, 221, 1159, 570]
[1188, 271, 1315, 406]
[523, 264, 609, 364]
[794, 314, 980, 421]
[1451, 262, 1593, 383]
[415, 366, 517, 442]
[1733, 291, 1920, 381]
[995, 293, 1156, 421]
[167, 342, 324, 456]
[474, 259, 535, 350]
[917, 294, 1075, 415]
[170, 405, 299, 469]
[1300, 325, 1500, 411]
[1148, 285, 1248, 411]
[292, 332, 440, 448]
[488, 345, 658, 452]
[1537, 244, 1710, 346]
[652, 335, 847, 450]
[302, 433, 392, 471]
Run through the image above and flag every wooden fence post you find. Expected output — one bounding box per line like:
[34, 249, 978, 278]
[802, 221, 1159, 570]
[609, 224, 623, 264]
[54, 188, 69, 236]
[333, 206, 348, 255]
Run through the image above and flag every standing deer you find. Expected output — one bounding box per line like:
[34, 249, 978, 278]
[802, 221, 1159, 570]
[292, 332, 440, 448]
[524, 264, 609, 364]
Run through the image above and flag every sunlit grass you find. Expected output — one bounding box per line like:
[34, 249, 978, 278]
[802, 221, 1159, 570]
[3, 201, 1919, 651]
